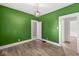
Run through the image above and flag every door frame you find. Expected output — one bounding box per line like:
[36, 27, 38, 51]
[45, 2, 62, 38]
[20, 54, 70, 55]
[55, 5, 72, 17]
[31, 20, 42, 39]
[59, 12, 79, 46]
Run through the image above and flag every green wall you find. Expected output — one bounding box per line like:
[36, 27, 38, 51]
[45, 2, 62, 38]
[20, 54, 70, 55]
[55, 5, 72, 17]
[0, 3, 79, 46]
[39, 3, 79, 43]
[0, 5, 36, 46]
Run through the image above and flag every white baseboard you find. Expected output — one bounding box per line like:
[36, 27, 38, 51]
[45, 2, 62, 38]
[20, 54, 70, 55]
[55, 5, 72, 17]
[0, 39, 61, 50]
[42, 39, 61, 47]
[0, 39, 34, 50]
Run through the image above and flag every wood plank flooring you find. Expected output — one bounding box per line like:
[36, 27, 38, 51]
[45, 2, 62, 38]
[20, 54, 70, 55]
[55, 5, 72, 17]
[62, 43, 79, 56]
[0, 39, 78, 56]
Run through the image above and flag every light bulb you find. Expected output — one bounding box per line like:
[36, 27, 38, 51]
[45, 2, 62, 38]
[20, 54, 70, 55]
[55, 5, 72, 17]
[35, 11, 40, 16]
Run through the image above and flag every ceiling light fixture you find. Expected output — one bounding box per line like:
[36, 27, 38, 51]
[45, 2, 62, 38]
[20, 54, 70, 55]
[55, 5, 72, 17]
[35, 3, 40, 16]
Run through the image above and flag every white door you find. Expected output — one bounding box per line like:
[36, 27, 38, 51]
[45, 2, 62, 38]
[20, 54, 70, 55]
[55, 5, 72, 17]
[31, 20, 42, 39]
[37, 21, 42, 39]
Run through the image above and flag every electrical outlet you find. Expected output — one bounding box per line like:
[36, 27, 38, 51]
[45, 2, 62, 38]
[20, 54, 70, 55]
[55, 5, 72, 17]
[57, 27, 59, 29]
[18, 39, 20, 42]
[46, 38, 48, 40]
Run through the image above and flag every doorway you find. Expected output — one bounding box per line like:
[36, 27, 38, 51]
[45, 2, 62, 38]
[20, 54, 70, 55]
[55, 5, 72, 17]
[59, 13, 79, 54]
[31, 20, 42, 39]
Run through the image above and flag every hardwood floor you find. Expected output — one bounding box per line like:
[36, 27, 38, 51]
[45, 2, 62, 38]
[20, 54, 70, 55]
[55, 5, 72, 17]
[0, 39, 78, 56]
[62, 43, 79, 56]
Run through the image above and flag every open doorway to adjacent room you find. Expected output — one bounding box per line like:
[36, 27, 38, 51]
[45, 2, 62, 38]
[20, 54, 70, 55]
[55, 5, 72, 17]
[59, 12, 79, 55]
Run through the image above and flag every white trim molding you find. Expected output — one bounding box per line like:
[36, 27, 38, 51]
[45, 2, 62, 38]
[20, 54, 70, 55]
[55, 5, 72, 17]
[0, 39, 34, 50]
[31, 20, 42, 39]
[42, 39, 61, 46]
[0, 39, 61, 50]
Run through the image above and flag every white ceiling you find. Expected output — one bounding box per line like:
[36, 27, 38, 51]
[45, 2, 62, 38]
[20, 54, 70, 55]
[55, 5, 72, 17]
[0, 3, 72, 16]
